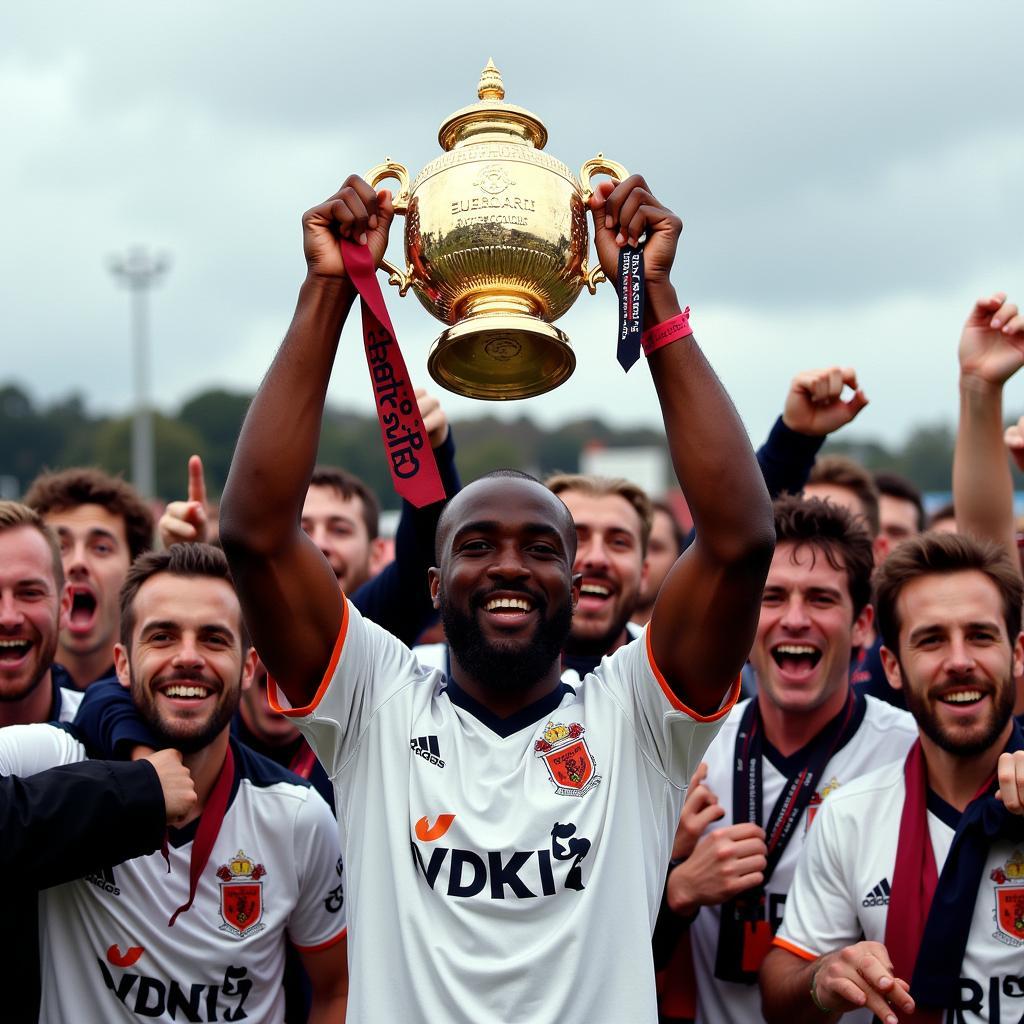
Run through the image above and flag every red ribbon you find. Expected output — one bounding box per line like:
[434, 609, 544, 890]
[167, 744, 235, 928]
[339, 239, 446, 509]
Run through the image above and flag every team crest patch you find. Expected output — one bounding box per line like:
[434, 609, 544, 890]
[216, 849, 266, 939]
[804, 777, 841, 832]
[534, 720, 601, 797]
[991, 850, 1024, 946]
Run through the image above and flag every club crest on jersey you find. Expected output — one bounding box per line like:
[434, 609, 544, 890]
[216, 849, 266, 939]
[804, 777, 841, 833]
[534, 720, 601, 797]
[991, 849, 1024, 946]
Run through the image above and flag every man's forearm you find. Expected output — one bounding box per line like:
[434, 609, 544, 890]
[760, 950, 836, 1024]
[954, 375, 1018, 564]
[221, 276, 354, 551]
[646, 286, 773, 561]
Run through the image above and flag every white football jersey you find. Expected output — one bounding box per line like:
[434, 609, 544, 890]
[270, 599, 737, 1024]
[777, 758, 1024, 1023]
[689, 694, 916, 1023]
[0, 723, 345, 1024]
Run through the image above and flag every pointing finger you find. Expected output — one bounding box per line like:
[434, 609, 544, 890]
[187, 455, 207, 506]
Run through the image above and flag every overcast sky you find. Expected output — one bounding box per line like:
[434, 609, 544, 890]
[3, 0, 1022, 447]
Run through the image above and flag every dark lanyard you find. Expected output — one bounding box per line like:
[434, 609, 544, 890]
[731, 689, 856, 884]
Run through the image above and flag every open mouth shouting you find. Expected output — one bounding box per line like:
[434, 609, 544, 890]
[0, 637, 33, 669]
[67, 585, 99, 638]
[770, 642, 824, 683]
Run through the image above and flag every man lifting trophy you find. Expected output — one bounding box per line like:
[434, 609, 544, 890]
[217, 57, 774, 1022]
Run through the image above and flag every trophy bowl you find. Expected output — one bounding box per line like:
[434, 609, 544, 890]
[366, 60, 626, 400]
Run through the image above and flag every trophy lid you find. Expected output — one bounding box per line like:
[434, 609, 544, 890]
[438, 59, 549, 152]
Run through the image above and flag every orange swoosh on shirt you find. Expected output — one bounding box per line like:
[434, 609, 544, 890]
[415, 814, 456, 842]
[107, 944, 145, 968]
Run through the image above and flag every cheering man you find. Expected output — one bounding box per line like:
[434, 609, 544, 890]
[761, 533, 1024, 1023]
[219, 171, 774, 1022]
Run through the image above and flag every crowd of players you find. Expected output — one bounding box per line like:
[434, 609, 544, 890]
[3, 170, 1024, 1024]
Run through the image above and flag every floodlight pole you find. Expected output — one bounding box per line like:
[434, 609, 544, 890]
[109, 248, 169, 498]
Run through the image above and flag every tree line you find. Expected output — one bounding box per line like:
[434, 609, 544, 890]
[0, 381, 1002, 506]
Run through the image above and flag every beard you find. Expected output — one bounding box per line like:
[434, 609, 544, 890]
[131, 666, 241, 755]
[441, 587, 573, 696]
[902, 667, 1016, 758]
[0, 620, 60, 704]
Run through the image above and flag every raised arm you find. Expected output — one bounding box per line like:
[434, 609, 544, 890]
[219, 178, 396, 705]
[590, 178, 775, 714]
[953, 292, 1024, 567]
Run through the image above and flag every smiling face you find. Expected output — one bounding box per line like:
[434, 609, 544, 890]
[114, 573, 256, 753]
[881, 570, 1022, 757]
[431, 477, 579, 696]
[301, 485, 376, 593]
[751, 541, 871, 718]
[46, 504, 131, 666]
[0, 526, 69, 704]
[557, 490, 647, 656]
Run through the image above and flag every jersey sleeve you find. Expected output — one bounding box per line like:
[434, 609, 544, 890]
[267, 598, 431, 776]
[0, 723, 87, 777]
[773, 796, 863, 960]
[286, 790, 347, 951]
[594, 626, 739, 787]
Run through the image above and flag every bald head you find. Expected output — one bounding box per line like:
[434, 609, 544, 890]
[435, 472, 577, 566]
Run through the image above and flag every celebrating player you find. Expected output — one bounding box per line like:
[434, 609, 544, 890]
[761, 532, 1024, 1023]
[0, 544, 347, 1022]
[217, 171, 774, 1022]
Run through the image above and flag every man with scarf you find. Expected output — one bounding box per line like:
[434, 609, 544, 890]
[657, 495, 916, 1023]
[762, 531, 1024, 1024]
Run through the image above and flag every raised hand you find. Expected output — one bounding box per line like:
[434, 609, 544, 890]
[958, 292, 1024, 387]
[415, 387, 450, 450]
[302, 175, 396, 282]
[810, 942, 914, 1022]
[588, 175, 682, 290]
[671, 762, 726, 861]
[997, 749, 1024, 813]
[158, 454, 210, 547]
[782, 366, 869, 437]
[666, 822, 767, 915]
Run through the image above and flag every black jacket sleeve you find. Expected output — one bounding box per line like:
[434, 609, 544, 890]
[755, 415, 825, 498]
[0, 759, 165, 887]
[349, 429, 461, 645]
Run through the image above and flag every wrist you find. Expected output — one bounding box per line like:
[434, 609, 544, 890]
[302, 271, 357, 308]
[644, 281, 681, 327]
[666, 863, 700, 917]
[959, 372, 1005, 399]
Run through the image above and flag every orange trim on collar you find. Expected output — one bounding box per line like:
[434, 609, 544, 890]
[267, 601, 349, 718]
[644, 625, 741, 722]
[771, 936, 817, 962]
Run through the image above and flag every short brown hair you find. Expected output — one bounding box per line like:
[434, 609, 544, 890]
[119, 543, 247, 649]
[544, 473, 654, 554]
[651, 499, 687, 557]
[0, 501, 64, 589]
[309, 466, 380, 540]
[807, 455, 881, 537]
[927, 501, 956, 530]
[875, 532, 1023, 653]
[25, 468, 154, 560]
[772, 495, 875, 616]
[874, 471, 925, 533]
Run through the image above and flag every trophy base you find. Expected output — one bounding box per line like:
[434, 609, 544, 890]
[427, 315, 575, 401]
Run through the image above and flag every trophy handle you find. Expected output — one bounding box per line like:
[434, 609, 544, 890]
[364, 159, 414, 296]
[579, 154, 630, 294]
[578, 153, 629, 202]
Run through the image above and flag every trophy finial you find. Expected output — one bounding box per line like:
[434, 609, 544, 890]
[478, 58, 505, 102]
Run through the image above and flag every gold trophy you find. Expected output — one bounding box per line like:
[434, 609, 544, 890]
[366, 59, 627, 400]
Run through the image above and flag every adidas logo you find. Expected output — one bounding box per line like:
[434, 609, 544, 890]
[410, 735, 445, 768]
[861, 878, 891, 907]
